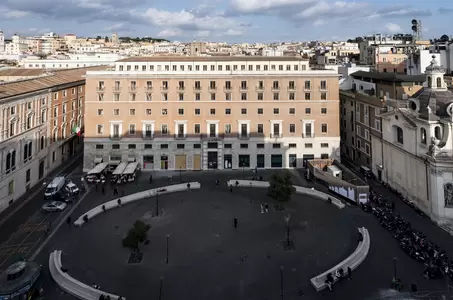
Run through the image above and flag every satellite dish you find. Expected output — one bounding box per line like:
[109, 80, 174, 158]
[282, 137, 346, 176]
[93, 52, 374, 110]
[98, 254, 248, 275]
[411, 25, 417, 32]
[412, 19, 418, 25]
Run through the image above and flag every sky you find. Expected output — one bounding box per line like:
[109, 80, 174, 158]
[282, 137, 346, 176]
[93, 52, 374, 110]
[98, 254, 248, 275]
[0, 0, 452, 43]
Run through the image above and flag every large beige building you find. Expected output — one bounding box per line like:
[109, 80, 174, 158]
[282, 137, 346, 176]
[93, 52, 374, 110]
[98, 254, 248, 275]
[83, 56, 340, 171]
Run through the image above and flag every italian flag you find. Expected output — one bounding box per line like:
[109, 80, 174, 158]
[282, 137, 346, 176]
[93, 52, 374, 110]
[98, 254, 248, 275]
[72, 126, 81, 136]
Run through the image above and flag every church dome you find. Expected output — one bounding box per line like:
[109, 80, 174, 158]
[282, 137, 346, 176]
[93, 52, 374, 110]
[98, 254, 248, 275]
[425, 55, 445, 73]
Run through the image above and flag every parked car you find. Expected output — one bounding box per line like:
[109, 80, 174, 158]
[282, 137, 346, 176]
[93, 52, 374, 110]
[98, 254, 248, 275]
[51, 191, 70, 202]
[65, 182, 80, 195]
[42, 201, 67, 212]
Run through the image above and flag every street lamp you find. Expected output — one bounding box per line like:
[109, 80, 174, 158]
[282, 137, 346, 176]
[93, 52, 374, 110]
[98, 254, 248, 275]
[159, 276, 164, 300]
[280, 266, 284, 300]
[179, 166, 182, 183]
[284, 214, 291, 248]
[156, 191, 160, 217]
[166, 234, 170, 264]
[393, 257, 397, 279]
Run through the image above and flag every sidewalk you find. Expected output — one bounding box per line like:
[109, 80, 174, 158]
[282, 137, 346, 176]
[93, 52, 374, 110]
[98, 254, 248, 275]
[0, 153, 82, 225]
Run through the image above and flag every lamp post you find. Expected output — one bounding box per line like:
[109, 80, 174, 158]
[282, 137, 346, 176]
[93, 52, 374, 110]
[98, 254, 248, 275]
[156, 191, 159, 217]
[179, 166, 182, 183]
[284, 214, 291, 248]
[166, 234, 170, 264]
[159, 276, 164, 300]
[393, 257, 397, 279]
[280, 266, 284, 300]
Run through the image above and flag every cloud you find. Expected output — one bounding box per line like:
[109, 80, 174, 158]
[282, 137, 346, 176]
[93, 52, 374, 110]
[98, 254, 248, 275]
[438, 7, 453, 14]
[385, 23, 402, 33]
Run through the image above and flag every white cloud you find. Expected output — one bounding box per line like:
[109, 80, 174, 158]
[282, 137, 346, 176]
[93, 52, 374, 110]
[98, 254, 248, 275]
[385, 23, 402, 33]
[156, 29, 183, 37]
[103, 23, 125, 31]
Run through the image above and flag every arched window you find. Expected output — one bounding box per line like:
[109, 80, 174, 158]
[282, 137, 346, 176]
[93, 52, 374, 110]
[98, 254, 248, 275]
[435, 126, 442, 139]
[40, 136, 44, 150]
[445, 183, 453, 207]
[23, 144, 28, 161]
[11, 150, 16, 169]
[28, 142, 32, 158]
[437, 77, 442, 88]
[420, 128, 427, 144]
[428, 76, 432, 87]
[396, 126, 404, 144]
[6, 153, 11, 172]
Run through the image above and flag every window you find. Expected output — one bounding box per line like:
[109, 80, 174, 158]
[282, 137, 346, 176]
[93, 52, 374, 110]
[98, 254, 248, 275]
[273, 93, 279, 100]
[210, 109, 216, 115]
[289, 124, 295, 133]
[129, 124, 136, 135]
[97, 109, 103, 116]
[112, 144, 120, 149]
[146, 109, 152, 115]
[224, 143, 232, 149]
[225, 108, 231, 115]
[321, 143, 329, 148]
[257, 143, 264, 149]
[289, 92, 295, 100]
[289, 143, 297, 148]
[8, 180, 14, 195]
[321, 92, 327, 100]
[396, 126, 404, 144]
[97, 125, 103, 134]
[320, 80, 327, 90]
[375, 119, 381, 131]
[257, 108, 263, 114]
[321, 123, 328, 133]
[305, 93, 311, 100]
[304, 81, 311, 90]
[257, 124, 263, 133]
[241, 93, 247, 101]
[321, 108, 327, 114]
[273, 108, 279, 114]
[128, 144, 136, 149]
[95, 144, 104, 149]
[179, 93, 184, 101]
[26, 169, 31, 183]
[305, 143, 313, 148]
[114, 109, 120, 116]
[162, 93, 168, 101]
[225, 124, 231, 134]
[195, 108, 201, 115]
[177, 144, 185, 149]
[162, 109, 168, 115]
[194, 144, 201, 149]
[225, 93, 231, 101]
[257, 93, 263, 101]
[129, 109, 135, 116]
[241, 108, 247, 115]
[195, 93, 201, 101]
[161, 144, 169, 149]
[305, 108, 311, 114]
[420, 128, 427, 144]
[161, 124, 168, 135]
[194, 124, 201, 134]
[365, 129, 369, 140]
[240, 144, 248, 149]
[273, 143, 281, 149]
[365, 144, 370, 155]
[178, 108, 184, 115]
[211, 93, 216, 101]
[289, 108, 295, 115]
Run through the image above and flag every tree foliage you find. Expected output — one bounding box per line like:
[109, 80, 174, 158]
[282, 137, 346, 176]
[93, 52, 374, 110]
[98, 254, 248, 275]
[267, 171, 296, 202]
[122, 220, 151, 252]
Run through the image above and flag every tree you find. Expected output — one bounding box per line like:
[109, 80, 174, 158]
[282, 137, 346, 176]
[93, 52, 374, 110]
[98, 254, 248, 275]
[440, 34, 450, 42]
[267, 171, 296, 202]
[104, 36, 109, 43]
[122, 220, 150, 252]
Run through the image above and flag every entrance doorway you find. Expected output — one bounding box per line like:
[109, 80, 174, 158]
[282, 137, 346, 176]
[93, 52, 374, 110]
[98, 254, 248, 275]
[143, 155, 154, 170]
[160, 155, 168, 170]
[223, 154, 232, 169]
[39, 160, 45, 179]
[302, 154, 315, 168]
[207, 152, 218, 169]
[377, 169, 382, 181]
[193, 154, 201, 170]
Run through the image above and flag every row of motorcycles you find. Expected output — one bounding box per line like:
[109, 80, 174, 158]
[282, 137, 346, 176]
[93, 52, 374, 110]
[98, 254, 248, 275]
[362, 192, 453, 281]
[380, 181, 426, 217]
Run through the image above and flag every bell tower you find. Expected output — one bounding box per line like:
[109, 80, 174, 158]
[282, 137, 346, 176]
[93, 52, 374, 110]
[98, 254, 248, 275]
[424, 55, 447, 91]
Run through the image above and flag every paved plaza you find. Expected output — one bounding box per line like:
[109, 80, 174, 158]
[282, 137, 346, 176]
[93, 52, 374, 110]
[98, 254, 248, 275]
[33, 170, 453, 300]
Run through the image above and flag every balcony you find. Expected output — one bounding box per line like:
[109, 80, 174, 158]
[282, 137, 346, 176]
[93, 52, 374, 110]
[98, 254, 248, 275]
[288, 85, 296, 91]
[143, 133, 154, 139]
[193, 86, 202, 91]
[96, 86, 105, 92]
[112, 86, 121, 92]
[238, 133, 250, 140]
[161, 86, 169, 91]
[129, 87, 137, 93]
[201, 133, 224, 140]
[302, 133, 315, 138]
[208, 86, 217, 91]
[304, 86, 311, 91]
[271, 86, 280, 91]
[174, 133, 186, 140]
[178, 86, 185, 91]
[224, 86, 232, 92]
[270, 133, 283, 138]
[256, 86, 264, 92]
[144, 86, 153, 92]
[239, 86, 248, 91]
[110, 134, 121, 140]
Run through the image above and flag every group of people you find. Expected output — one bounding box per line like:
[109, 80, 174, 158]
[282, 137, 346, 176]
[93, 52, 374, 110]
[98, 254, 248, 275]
[324, 267, 352, 291]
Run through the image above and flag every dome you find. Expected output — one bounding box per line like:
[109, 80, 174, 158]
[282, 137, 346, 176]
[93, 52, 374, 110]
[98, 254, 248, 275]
[425, 55, 445, 73]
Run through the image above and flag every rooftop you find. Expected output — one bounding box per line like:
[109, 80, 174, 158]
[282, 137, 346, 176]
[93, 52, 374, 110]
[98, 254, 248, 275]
[0, 69, 48, 77]
[350, 70, 426, 83]
[0, 66, 106, 100]
[117, 56, 307, 63]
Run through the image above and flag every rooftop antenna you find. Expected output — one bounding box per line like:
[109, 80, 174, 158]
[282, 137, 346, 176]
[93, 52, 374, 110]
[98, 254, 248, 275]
[411, 19, 422, 42]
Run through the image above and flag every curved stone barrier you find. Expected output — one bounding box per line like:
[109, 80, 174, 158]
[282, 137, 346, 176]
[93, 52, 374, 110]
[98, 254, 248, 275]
[226, 180, 345, 209]
[74, 182, 201, 226]
[310, 227, 370, 291]
[49, 250, 124, 300]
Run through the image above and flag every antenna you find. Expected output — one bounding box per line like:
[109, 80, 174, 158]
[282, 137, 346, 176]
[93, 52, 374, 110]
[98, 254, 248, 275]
[411, 19, 422, 41]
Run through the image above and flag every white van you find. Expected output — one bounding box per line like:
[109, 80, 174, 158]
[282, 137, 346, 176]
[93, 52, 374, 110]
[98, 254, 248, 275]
[65, 182, 80, 195]
[44, 176, 66, 199]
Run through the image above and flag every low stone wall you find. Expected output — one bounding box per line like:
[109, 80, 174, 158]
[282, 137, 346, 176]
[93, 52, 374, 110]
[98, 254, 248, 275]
[310, 227, 371, 291]
[226, 180, 345, 209]
[74, 182, 201, 226]
[49, 250, 124, 300]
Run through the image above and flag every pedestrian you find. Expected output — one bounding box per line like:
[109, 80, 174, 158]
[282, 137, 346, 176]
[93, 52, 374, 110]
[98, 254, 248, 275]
[233, 218, 238, 229]
[187, 183, 191, 191]
[113, 187, 118, 196]
[66, 216, 71, 227]
[260, 204, 264, 214]
[264, 203, 269, 213]
[149, 175, 153, 184]
[229, 185, 233, 192]
[117, 198, 122, 207]
[347, 267, 352, 280]
[216, 179, 220, 187]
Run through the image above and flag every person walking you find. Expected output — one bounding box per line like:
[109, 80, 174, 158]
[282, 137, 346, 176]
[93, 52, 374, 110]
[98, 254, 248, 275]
[233, 218, 238, 229]
[66, 216, 71, 227]
[347, 267, 352, 280]
[264, 203, 269, 213]
[260, 204, 264, 214]
[149, 175, 153, 184]
[187, 183, 191, 191]
[229, 185, 233, 192]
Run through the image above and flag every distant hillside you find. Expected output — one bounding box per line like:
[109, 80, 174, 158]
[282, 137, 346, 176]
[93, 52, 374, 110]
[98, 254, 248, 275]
[119, 37, 169, 43]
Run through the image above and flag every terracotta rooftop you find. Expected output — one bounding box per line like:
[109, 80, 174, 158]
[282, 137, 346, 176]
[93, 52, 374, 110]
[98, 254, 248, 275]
[0, 68, 48, 77]
[350, 70, 426, 83]
[117, 56, 307, 63]
[0, 66, 106, 100]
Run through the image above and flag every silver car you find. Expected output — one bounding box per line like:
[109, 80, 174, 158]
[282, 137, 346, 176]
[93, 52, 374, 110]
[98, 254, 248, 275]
[42, 201, 67, 212]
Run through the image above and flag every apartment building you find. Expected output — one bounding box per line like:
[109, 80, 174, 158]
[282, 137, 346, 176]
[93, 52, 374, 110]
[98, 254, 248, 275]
[0, 67, 100, 213]
[83, 56, 340, 172]
[340, 71, 424, 169]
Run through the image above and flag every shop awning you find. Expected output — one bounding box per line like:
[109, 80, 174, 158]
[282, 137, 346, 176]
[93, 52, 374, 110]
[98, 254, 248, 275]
[94, 157, 103, 164]
[127, 157, 136, 162]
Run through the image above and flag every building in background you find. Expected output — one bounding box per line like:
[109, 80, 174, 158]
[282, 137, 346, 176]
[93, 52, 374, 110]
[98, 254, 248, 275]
[83, 56, 340, 172]
[372, 56, 453, 225]
[0, 67, 103, 213]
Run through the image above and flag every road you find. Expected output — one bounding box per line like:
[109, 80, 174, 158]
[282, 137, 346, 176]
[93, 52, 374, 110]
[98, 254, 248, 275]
[0, 156, 83, 272]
